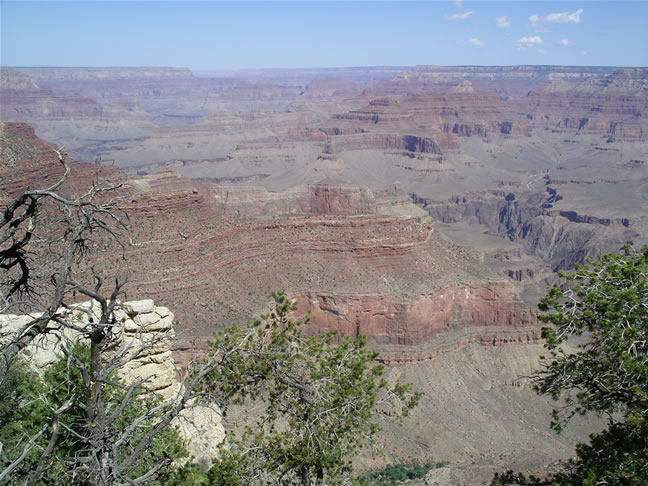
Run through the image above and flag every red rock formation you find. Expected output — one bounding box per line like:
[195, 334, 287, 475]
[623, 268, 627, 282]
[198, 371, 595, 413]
[331, 90, 531, 137]
[0, 122, 127, 199]
[2, 122, 541, 359]
[296, 281, 536, 346]
[518, 68, 648, 139]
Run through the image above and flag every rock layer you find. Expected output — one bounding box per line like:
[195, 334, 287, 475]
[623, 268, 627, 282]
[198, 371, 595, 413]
[2, 122, 540, 355]
[297, 282, 536, 347]
[417, 189, 639, 270]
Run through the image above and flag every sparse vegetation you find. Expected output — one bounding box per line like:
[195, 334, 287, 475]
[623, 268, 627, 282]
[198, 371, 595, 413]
[205, 291, 422, 486]
[493, 245, 648, 485]
[0, 347, 189, 485]
[355, 460, 448, 486]
[0, 159, 421, 484]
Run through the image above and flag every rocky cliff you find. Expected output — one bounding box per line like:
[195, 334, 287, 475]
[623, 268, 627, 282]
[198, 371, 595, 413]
[0, 122, 128, 199]
[296, 282, 536, 349]
[209, 180, 377, 217]
[331, 89, 530, 137]
[2, 122, 540, 356]
[0, 299, 225, 464]
[417, 188, 639, 270]
[518, 68, 648, 139]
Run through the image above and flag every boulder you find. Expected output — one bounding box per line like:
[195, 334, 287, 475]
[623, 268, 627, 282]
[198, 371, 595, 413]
[122, 299, 155, 315]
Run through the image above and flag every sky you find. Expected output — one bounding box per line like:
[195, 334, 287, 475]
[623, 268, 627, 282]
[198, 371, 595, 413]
[1, 1, 647, 70]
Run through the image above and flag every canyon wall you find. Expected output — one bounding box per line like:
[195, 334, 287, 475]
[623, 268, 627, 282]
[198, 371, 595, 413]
[1, 122, 541, 357]
[5, 60, 635, 477]
[297, 281, 536, 349]
[417, 189, 639, 270]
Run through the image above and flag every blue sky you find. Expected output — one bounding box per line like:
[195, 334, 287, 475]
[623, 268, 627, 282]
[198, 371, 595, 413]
[1, 1, 647, 69]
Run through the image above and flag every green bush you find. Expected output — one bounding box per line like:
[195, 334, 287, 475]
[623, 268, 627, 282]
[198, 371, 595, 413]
[356, 460, 445, 486]
[0, 346, 188, 485]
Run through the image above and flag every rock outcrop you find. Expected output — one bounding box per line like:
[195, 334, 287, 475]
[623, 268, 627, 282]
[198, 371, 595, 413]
[209, 180, 377, 217]
[518, 68, 648, 139]
[0, 299, 225, 464]
[417, 189, 639, 270]
[297, 282, 536, 348]
[0, 122, 127, 199]
[0, 300, 177, 396]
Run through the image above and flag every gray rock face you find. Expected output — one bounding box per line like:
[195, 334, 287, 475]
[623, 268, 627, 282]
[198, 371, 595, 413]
[419, 190, 637, 270]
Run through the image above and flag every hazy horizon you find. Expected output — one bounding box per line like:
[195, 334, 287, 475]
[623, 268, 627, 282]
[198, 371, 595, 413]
[2, 64, 645, 70]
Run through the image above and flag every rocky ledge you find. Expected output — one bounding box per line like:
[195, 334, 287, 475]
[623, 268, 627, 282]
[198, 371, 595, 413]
[0, 299, 224, 464]
[296, 281, 537, 357]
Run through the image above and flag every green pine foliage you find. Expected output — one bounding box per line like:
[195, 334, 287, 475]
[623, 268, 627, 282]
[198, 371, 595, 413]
[492, 245, 648, 486]
[2, 292, 422, 485]
[0, 345, 188, 485]
[205, 291, 422, 486]
[355, 460, 448, 486]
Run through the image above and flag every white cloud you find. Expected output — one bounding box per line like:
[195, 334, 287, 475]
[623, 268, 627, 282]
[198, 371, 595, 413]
[519, 36, 543, 45]
[468, 38, 485, 47]
[529, 8, 583, 29]
[545, 8, 583, 24]
[559, 39, 573, 46]
[580, 50, 587, 56]
[495, 16, 511, 28]
[517, 35, 543, 50]
[445, 11, 473, 20]
[537, 49, 546, 54]
[453, 0, 463, 8]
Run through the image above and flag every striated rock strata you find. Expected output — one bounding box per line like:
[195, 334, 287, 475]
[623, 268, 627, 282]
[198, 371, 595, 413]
[297, 282, 536, 345]
[332, 90, 530, 137]
[2, 122, 541, 357]
[296, 281, 538, 364]
[209, 180, 377, 217]
[518, 68, 648, 139]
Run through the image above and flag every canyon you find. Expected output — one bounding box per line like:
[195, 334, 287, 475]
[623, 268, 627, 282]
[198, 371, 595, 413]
[2, 63, 646, 482]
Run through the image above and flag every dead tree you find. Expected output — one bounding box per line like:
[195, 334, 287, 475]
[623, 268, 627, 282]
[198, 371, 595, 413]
[0, 149, 254, 484]
[0, 148, 129, 385]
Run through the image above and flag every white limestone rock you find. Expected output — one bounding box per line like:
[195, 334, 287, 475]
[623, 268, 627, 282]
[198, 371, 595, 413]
[175, 402, 226, 467]
[122, 299, 155, 315]
[119, 358, 177, 398]
[0, 314, 35, 340]
[125, 312, 174, 332]
[154, 306, 171, 318]
[122, 333, 174, 358]
[1, 299, 226, 462]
